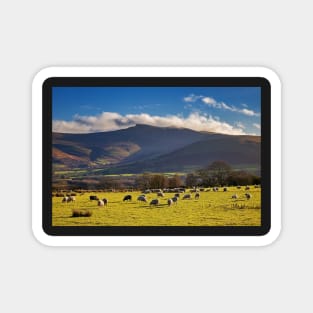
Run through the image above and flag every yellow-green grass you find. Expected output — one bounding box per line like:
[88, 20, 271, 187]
[52, 187, 261, 226]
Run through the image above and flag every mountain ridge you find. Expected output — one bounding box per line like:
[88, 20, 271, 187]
[52, 124, 260, 173]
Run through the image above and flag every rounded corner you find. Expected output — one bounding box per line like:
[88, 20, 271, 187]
[31, 225, 54, 247]
[32, 67, 58, 90]
[256, 66, 282, 89]
[258, 224, 282, 247]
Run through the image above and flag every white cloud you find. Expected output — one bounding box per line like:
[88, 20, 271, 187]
[201, 97, 217, 105]
[253, 123, 261, 129]
[53, 111, 252, 136]
[183, 94, 203, 102]
[184, 94, 260, 117]
[201, 97, 259, 116]
[239, 108, 260, 117]
[235, 122, 245, 129]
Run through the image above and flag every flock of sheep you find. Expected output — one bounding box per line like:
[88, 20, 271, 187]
[61, 186, 254, 208]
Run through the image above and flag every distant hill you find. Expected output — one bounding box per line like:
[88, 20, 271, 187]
[52, 124, 260, 173]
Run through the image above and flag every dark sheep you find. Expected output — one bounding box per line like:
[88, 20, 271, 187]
[195, 192, 200, 200]
[150, 199, 159, 206]
[183, 194, 191, 200]
[172, 197, 178, 204]
[137, 195, 147, 202]
[90, 195, 99, 201]
[245, 193, 252, 200]
[123, 195, 132, 201]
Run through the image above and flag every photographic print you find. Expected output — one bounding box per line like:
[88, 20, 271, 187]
[51, 85, 262, 228]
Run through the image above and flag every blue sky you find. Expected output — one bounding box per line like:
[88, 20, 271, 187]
[52, 86, 261, 135]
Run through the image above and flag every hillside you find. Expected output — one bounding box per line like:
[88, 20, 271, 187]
[105, 135, 260, 174]
[52, 124, 260, 173]
[53, 124, 209, 167]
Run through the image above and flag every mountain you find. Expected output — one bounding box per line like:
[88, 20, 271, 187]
[52, 124, 260, 173]
[53, 124, 210, 167]
[109, 135, 260, 173]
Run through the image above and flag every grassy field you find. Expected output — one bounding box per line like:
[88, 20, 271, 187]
[52, 186, 261, 226]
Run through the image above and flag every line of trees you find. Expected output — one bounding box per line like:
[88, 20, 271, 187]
[133, 161, 260, 189]
[135, 173, 183, 189]
[53, 160, 260, 191]
[188, 160, 260, 187]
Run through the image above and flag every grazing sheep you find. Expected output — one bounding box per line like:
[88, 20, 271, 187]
[152, 189, 162, 193]
[205, 188, 211, 192]
[144, 189, 151, 194]
[137, 195, 147, 202]
[245, 186, 250, 190]
[223, 187, 228, 192]
[232, 194, 238, 199]
[213, 187, 218, 192]
[98, 200, 105, 206]
[237, 186, 241, 189]
[123, 195, 132, 202]
[68, 196, 76, 202]
[167, 199, 173, 206]
[102, 198, 108, 206]
[157, 192, 164, 197]
[172, 196, 178, 204]
[90, 195, 99, 201]
[62, 196, 69, 203]
[195, 192, 200, 200]
[245, 193, 252, 200]
[174, 193, 180, 198]
[199, 188, 205, 192]
[150, 199, 159, 206]
[183, 194, 191, 200]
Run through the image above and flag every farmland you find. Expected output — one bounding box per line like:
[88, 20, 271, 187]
[52, 186, 261, 226]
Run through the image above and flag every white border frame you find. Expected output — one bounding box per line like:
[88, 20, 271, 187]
[32, 67, 281, 246]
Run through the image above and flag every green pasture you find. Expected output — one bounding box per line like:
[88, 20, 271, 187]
[52, 187, 261, 226]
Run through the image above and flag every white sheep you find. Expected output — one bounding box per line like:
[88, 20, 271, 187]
[167, 199, 173, 206]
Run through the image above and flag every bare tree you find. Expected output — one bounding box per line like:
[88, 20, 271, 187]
[168, 174, 183, 188]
